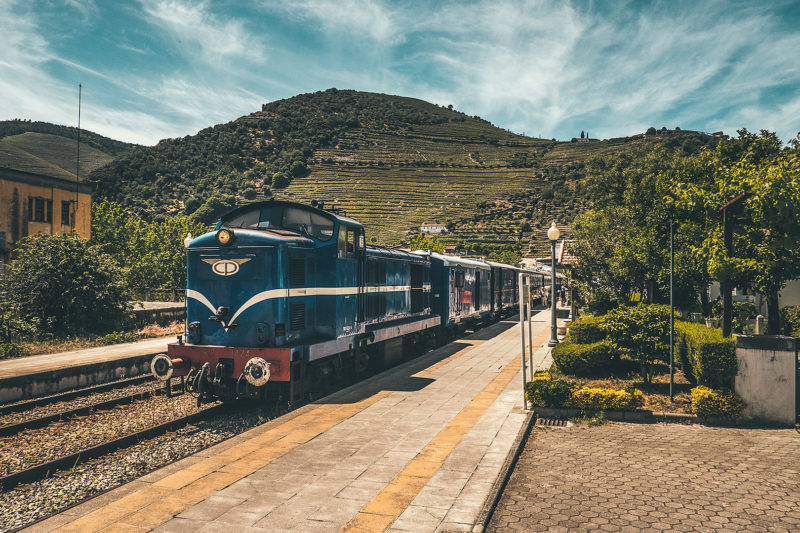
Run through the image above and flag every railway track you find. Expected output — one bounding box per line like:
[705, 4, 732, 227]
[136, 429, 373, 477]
[0, 381, 179, 437]
[0, 403, 226, 492]
[0, 375, 154, 417]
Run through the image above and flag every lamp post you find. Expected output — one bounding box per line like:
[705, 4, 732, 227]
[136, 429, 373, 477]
[547, 221, 560, 347]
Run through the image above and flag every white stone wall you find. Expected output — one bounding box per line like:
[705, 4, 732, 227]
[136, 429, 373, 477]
[734, 336, 797, 426]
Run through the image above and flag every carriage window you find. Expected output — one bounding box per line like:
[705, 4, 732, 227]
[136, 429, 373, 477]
[454, 271, 465, 288]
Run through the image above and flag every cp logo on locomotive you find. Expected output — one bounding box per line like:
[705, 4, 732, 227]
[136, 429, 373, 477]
[203, 258, 250, 276]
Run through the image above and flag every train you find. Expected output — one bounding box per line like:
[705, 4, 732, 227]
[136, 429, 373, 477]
[150, 200, 558, 404]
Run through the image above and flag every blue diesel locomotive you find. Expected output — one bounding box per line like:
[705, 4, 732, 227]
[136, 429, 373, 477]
[150, 200, 547, 404]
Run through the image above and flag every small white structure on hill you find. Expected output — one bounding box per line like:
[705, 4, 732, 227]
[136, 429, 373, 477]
[420, 223, 447, 234]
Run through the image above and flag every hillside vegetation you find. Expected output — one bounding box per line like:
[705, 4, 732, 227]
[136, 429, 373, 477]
[86, 89, 716, 255]
[0, 120, 136, 180]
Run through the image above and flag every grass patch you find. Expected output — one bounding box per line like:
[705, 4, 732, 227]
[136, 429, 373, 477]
[18, 321, 183, 357]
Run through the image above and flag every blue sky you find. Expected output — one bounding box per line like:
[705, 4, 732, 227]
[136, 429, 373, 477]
[2, 0, 798, 146]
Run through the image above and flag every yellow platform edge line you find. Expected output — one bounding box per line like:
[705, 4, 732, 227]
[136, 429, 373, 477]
[49, 332, 490, 533]
[341, 325, 550, 533]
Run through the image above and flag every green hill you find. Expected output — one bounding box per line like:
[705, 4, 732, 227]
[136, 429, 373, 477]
[87, 89, 716, 256]
[0, 120, 137, 180]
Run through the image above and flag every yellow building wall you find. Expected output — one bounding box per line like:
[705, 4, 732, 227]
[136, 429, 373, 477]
[0, 178, 91, 247]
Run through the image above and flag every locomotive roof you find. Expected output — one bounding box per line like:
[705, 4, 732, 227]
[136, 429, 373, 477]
[367, 246, 430, 261]
[218, 200, 363, 228]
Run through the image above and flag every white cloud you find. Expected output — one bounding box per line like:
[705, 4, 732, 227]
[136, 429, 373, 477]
[139, 0, 267, 68]
[268, 0, 403, 44]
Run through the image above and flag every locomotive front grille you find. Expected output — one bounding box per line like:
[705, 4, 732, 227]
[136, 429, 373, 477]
[290, 302, 306, 331]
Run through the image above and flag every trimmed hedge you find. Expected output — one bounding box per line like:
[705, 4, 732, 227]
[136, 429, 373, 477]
[567, 387, 644, 411]
[525, 378, 574, 408]
[567, 315, 606, 344]
[691, 386, 745, 420]
[551, 339, 616, 376]
[676, 322, 737, 388]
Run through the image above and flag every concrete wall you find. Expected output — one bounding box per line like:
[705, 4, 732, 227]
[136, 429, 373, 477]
[734, 336, 797, 426]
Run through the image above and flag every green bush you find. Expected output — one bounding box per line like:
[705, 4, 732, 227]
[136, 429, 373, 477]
[781, 305, 800, 337]
[525, 378, 574, 407]
[732, 301, 758, 334]
[96, 331, 138, 346]
[567, 315, 606, 343]
[676, 322, 736, 388]
[0, 342, 29, 360]
[567, 386, 644, 410]
[691, 386, 745, 420]
[602, 304, 671, 382]
[551, 339, 616, 376]
[5, 233, 132, 337]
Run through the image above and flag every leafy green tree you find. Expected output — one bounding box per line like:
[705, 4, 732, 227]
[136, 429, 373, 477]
[410, 233, 445, 254]
[676, 130, 800, 333]
[92, 200, 208, 293]
[5, 233, 131, 336]
[571, 146, 709, 311]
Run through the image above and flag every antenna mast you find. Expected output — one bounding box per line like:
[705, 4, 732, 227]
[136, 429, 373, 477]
[75, 83, 81, 231]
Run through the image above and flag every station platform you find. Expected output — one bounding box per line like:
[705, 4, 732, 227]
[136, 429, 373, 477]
[27, 312, 554, 533]
[0, 337, 172, 403]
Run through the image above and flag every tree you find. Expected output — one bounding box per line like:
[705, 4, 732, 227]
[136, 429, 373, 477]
[5, 233, 131, 336]
[410, 233, 445, 254]
[571, 146, 709, 312]
[676, 130, 800, 334]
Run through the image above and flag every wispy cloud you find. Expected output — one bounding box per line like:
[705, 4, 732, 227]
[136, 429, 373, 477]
[139, 0, 267, 68]
[267, 0, 404, 45]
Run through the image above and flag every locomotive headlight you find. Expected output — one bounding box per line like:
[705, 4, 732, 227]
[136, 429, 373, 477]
[243, 357, 271, 387]
[217, 229, 233, 246]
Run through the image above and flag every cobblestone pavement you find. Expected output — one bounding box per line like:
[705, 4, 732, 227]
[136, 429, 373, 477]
[487, 422, 800, 532]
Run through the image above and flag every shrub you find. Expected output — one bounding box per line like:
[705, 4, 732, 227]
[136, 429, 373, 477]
[96, 331, 138, 346]
[676, 322, 737, 388]
[781, 305, 800, 337]
[567, 387, 644, 411]
[602, 304, 671, 382]
[732, 301, 757, 334]
[551, 339, 616, 376]
[525, 378, 574, 408]
[691, 386, 745, 420]
[0, 342, 29, 360]
[5, 233, 132, 337]
[567, 315, 606, 344]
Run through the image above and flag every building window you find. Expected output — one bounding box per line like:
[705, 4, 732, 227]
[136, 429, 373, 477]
[62, 201, 71, 226]
[28, 197, 52, 223]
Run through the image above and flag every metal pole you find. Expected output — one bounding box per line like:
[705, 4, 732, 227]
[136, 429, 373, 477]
[528, 295, 534, 372]
[75, 83, 81, 232]
[548, 240, 559, 347]
[519, 273, 528, 406]
[670, 219, 674, 401]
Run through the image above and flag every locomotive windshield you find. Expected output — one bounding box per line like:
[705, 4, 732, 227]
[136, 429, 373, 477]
[222, 205, 335, 241]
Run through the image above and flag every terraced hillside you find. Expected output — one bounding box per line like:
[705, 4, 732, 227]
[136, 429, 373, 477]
[0, 120, 136, 179]
[84, 89, 715, 258]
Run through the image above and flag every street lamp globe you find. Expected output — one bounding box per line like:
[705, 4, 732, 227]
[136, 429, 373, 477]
[547, 221, 560, 241]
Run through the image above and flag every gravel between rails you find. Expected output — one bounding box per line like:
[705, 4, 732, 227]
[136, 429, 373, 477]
[0, 403, 277, 532]
[0, 381, 162, 428]
[0, 393, 204, 478]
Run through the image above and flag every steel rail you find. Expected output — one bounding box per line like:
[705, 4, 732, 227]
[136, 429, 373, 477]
[0, 385, 178, 437]
[0, 403, 227, 492]
[0, 376, 154, 416]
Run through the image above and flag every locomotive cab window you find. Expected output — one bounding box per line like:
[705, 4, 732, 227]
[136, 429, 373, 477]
[222, 205, 334, 241]
[338, 225, 357, 259]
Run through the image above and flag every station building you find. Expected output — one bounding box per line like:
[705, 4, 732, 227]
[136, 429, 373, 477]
[0, 167, 91, 272]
